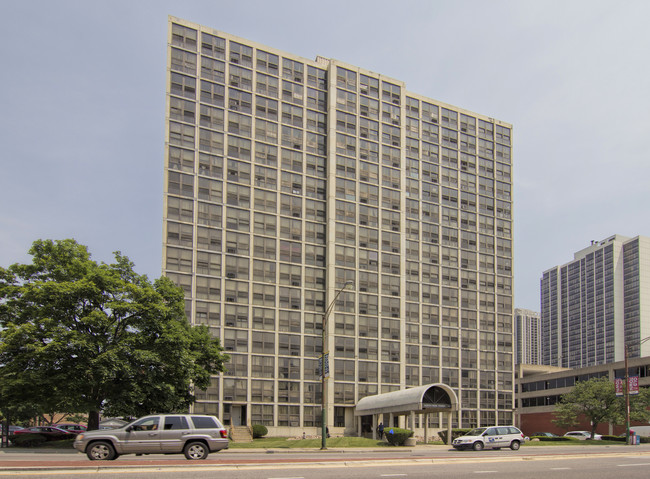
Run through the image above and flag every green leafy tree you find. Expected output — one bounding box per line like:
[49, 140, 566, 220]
[628, 387, 650, 424]
[552, 377, 621, 438]
[0, 239, 229, 430]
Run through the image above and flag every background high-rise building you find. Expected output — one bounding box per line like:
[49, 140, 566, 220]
[540, 235, 650, 369]
[514, 308, 542, 365]
[163, 16, 514, 434]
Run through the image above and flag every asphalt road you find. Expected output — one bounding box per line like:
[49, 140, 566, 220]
[1, 444, 650, 478]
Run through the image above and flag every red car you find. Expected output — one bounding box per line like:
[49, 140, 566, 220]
[56, 424, 87, 434]
[13, 426, 75, 440]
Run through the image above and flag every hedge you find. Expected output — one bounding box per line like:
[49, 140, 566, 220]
[10, 434, 47, 447]
[530, 436, 575, 442]
[438, 428, 473, 444]
[251, 424, 268, 438]
[384, 427, 413, 446]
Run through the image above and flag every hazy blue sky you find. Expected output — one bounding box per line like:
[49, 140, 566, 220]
[2, 0, 649, 311]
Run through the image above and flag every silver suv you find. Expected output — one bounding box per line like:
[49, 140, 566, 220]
[453, 426, 525, 451]
[74, 414, 229, 460]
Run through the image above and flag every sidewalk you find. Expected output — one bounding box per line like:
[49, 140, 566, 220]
[0, 444, 451, 455]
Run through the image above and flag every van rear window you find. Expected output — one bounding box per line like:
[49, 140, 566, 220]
[191, 416, 218, 429]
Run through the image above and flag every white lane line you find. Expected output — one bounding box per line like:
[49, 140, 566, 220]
[474, 472, 498, 474]
[618, 463, 650, 467]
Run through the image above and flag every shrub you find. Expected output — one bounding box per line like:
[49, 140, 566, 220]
[601, 435, 625, 442]
[384, 427, 413, 446]
[252, 424, 268, 438]
[530, 436, 574, 442]
[11, 434, 46, 447]
[439, 428, 472, 444]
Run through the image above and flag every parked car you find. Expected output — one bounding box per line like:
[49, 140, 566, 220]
[564, 430, 602, 440]
[453, 426, 526, 451]
[56, 424, 87, 434]
[13, 426, 76, 441]
[532, 432, 559, 437]
[74, 414, 229, 460]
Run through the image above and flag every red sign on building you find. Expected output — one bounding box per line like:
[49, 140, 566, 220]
[615, 376, 639, 396]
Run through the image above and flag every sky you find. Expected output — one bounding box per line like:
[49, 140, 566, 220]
[1, 0, 649, 311]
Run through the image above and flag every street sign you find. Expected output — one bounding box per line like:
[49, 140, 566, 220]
[629, 375, 639, 395]
[318, 353, 330, 379]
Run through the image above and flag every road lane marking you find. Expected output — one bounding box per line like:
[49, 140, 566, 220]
[617, 463, 650, 467]
[474, 472, 498, 474]
[550, 467, 571, 470]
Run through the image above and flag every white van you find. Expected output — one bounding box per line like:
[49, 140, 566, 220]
[453, 426, 525, 451]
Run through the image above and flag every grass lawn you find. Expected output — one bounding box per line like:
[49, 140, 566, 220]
[523, 439, 628, 447]
[7, 436, 631, 450]
[228, 436, 391, 448]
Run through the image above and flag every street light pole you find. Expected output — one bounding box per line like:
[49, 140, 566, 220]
[625, 336, 650, 444]
[321, 280, 353, 450]
[625, 343, 630, 444]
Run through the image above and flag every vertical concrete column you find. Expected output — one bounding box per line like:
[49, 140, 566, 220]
[410, 411, 415, 430]
[446, 412, 452, 445]
[372, 414, 377, 440]
[424, 413, 429, 443]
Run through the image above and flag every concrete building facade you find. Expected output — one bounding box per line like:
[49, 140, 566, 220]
[515, 308, 542, 365]
[515, 359, 650, 436]
[541, 235, 650, 369]
[162, 16, 515, 435]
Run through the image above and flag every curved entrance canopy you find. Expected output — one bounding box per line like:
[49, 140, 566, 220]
[353, 384, 458, 444]
[354, 383, 458, 416]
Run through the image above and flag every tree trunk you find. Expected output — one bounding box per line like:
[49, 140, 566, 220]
[87, 410, 100, 431]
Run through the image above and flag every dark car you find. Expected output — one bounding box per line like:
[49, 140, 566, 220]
[56, 424, 87, 434]
[532, 432, 559, 437]
[13, 426, 76, 441]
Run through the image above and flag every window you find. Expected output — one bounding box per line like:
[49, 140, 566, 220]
[200, 56, 224, 82]
[282, 58, 304, 83]
[201, 32, 225, 59]
[255, 97, 278, 121]
[256, 73, 279, 98]
[282, 80, 304, 105]
[256, 50, 279, 75]
[307, 65, 327, 89]
[200, 80, 225, 106]
[229, 41, 252, 67]
[382, 81, 401, 105]
[172, 23, 197, 51]
[228, 88, 252, 114]
[336, 67, 356, 90]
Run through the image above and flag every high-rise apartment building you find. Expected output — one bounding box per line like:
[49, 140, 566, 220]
[540, 235, 650, 369]
[514, 308, 542, 365]
[163, 16, 514, 434]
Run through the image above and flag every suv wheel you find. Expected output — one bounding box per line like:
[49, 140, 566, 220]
[87, 441, 116, 461]
[184, 441, 209, 460]
[510, 440, 521, 450]
[472, 441, 484, 451]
